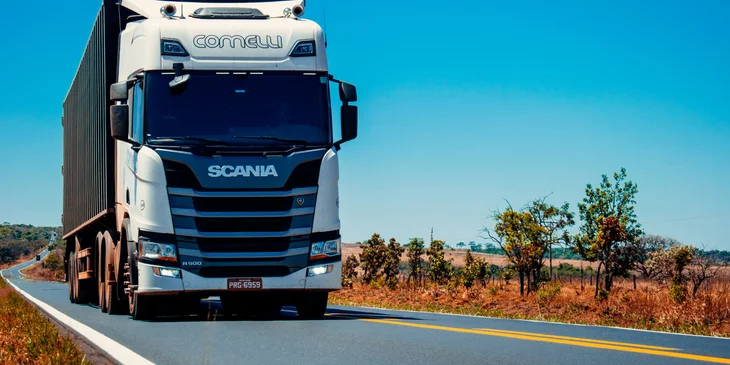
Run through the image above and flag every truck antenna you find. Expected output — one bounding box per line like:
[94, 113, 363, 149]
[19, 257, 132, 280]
[323, 6, 328, 47]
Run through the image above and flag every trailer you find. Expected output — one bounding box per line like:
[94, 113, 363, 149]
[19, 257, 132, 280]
[62, 0, 359, 320]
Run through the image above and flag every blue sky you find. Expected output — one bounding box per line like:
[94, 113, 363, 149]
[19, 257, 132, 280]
[0, 0, 728, 250]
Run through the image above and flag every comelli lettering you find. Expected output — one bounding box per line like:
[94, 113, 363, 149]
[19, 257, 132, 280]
[193, 35, 283, 49]
[208, 165, 279, 178]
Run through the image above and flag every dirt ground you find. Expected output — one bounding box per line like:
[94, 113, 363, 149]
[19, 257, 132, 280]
[342, 243, 599, 269]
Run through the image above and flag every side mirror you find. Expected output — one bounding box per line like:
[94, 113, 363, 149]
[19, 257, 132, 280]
[339, 82, 357, 103]
[335, 105, 357, 149]
[109, 105, 130, 142]
[110, 82, 129, 102]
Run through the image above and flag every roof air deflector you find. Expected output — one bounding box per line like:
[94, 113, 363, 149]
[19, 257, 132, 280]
[190, 7, 269, 19]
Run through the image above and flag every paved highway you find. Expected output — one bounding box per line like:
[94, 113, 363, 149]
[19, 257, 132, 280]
[3, 255, 730, 365]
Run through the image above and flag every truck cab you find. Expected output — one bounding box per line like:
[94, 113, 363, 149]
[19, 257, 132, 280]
[63, 0, 358, 320]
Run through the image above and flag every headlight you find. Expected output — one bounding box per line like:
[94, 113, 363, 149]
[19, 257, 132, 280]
[310, 239, 340, 260]
[139, 238, 178, 262]
[289, 40, 315, 57]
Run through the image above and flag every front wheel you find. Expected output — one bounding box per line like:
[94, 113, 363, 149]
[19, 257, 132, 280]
[296, 292, 328, 320]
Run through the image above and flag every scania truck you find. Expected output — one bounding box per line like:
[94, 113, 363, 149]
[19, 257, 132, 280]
[62, 0, 358, 320]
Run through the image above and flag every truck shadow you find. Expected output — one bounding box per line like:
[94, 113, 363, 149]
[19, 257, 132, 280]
[152, 301, 422, 323]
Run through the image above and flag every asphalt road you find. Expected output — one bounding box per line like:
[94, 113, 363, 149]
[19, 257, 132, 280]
[3, 254, 730, 365]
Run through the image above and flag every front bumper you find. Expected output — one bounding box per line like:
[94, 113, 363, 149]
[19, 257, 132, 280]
[136, 260, 342, 295]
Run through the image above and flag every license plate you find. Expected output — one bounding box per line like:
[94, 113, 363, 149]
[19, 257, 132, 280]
[227, 278, 263, 291]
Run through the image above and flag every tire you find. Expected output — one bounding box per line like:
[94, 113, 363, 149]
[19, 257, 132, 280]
[121, 218, 137, 316]
[75, 237, 94, 304]
[104, 231, 125, 315]
[68, 251, 77, 304]
[132, 293, 155, 320]
[296, 292, 328, 320]
[96, 232, 107, 312]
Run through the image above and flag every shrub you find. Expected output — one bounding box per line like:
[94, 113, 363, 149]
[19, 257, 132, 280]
[360, 233, 387, 285]
[384, 238, 405, 289]
[427, 240, 454, 285]
[342, 255, 359, 288]
[537, 281, 562, 306]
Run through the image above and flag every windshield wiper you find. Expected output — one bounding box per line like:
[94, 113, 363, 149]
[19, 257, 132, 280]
[147, 136, 232, 145]
[232, 136, 309, 145]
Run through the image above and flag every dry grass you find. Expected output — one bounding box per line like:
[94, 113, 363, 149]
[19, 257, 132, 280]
[0, 277, 91, 365]
[331, 274, 730, 337]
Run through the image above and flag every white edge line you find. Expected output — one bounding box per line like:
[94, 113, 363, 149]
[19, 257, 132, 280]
[1, 262, 155, 365]
[331, 304, 730, 340]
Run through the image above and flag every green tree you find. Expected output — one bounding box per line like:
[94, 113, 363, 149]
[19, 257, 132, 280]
[359, 233, 387, 284]
[406, 237, 425, 285]
[427, 239, 454, 285]
[482, 207, 545, 295]
[574, 168, 644, 298]
[384, 238, 405, 289]
[526, 196, 575, 279]
[456, 242, 466, 250]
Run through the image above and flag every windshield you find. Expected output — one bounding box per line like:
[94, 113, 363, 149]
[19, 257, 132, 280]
[144, 71, 331, 147]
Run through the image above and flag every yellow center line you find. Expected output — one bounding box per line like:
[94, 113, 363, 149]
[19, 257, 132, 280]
[472, 327, 679, 351]
[360, 318, 730, 364]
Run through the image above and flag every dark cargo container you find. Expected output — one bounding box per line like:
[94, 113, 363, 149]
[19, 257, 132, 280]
[61, 1, 123, 238]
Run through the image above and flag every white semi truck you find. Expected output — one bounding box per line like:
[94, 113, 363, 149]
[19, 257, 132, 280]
[62, 0, 358, 320]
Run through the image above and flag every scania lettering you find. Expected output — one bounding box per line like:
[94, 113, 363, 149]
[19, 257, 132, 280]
[208, 165, 279, 177]
[62, 0, 359, 320]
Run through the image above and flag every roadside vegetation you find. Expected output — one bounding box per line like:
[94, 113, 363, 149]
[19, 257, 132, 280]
[0, 276, 89, 364]
[333, 168, 730, 337]
[21, 248, 66, 282]
[0, 223, 62, 269]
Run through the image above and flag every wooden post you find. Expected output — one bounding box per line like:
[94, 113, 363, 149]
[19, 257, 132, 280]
[590, 275, 593, 286]
[633, 275, 637, 290]
[580, 267, 584, 290]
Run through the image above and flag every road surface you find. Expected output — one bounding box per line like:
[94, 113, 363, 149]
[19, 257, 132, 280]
[2, 254, 730, 365]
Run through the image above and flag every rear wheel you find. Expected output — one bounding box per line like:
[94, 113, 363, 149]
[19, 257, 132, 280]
[68, 251, 77, 303]
[296, 292, 328, 320]
[74, 237, 94, 304]
[96, 232, 107, 312]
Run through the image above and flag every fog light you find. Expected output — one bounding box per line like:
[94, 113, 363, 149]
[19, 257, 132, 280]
[152, 267, 181, 278]
[307, 264, 333, 277]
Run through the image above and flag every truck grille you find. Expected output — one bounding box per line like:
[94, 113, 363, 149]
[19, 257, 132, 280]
[193, 197, 293, 212]
[161, 157, 322, 278]
[195, 238, 291, 253]
[195, 217, 293, 232]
